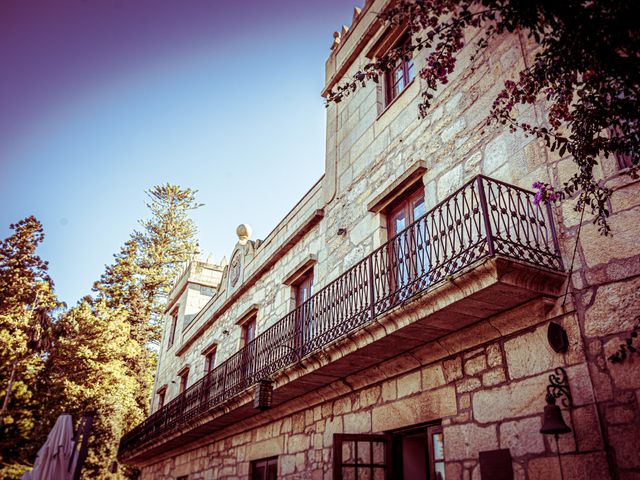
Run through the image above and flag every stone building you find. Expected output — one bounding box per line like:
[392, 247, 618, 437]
[118, 1, 640, 478]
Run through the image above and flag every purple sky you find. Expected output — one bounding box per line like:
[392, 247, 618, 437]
[0, 0, 362, 305]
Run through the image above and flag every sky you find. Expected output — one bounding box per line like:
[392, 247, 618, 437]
[0, 0, 362, 306]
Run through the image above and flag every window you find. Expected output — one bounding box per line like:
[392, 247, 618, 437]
[251, 457, 278, 480]
[333, 425, 445, 479]
[156, 386, 167, 411]
[390, 424, 445, 480]
[203, 345, 217, 375]
[241, 316, 257, 347]
[334, 434, 391, 480]
[167, 307, 179, 349]
[386, 186, 427, 301]
[294, 269, 314, 308]
[293, 268, 314, 351]
[385, 34, 415, 106]
[178, 367, 189, 394]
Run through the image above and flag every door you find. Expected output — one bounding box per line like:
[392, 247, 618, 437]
[387, 188, 427, 304]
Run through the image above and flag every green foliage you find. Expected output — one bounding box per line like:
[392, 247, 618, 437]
[0, 185, 201, 479]
[0, 217, 60, 476]
[42, 300, 143, 479]
[327, 0, 640, 234]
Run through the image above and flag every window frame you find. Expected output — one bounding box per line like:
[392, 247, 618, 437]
[384, 33, 415, 107]
[241, 315, 257, 347]
[383, 184, 427, 304]
[203, 345, 217, 375]
[386, 185, 426, 238]
[291, 267, 314, 353]
[178, 366, 189, 394]
[250, 456, 278, 480]
[387, 421, 445, 480]
[167, 306, 179, 349]
[156, 385, 167, 411]
[333, 433, 393, 480]
[294, 268, 314, 309]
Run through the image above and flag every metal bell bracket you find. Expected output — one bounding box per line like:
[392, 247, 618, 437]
[545, 367, 572, 408]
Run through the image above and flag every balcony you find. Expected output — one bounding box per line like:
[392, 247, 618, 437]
[119, 175, 566, 462]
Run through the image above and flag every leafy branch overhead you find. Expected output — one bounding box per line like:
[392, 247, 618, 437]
[327, 0, 640, 234]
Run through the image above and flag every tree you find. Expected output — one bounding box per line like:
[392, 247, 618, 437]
[327, 0, 639, 234]
[0, 217, 60, 476]
[78, 184, 201, 476]
[42, 299, 141, 480]
[94, 184, 201, 344]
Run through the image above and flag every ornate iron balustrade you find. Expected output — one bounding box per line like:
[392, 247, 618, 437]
[119, 175, 563, 456]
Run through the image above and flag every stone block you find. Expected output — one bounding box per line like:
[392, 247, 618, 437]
[473, 374, 548, 423]
[464, 355, 487, 376]
[397, 370, 421, 398]
[527, 456, 561, 480]
[381, 379, 397, 402]
[584, 276, 640, 338]
[486, 344, 503, 367]
[559, 452, 612, 480]
[608, 424, 640, 469]
[444, 357, 464, 382]
[604, 340, 640, 390]
[443, 422, 498, 461]
[581, 209, 640, 268]
[604, 404, 636, 425]
[287, 434, 309, 454]
[499, 417, 545, 457]
[246, 437, 284, 461]
[437, 163, 463, 197]
[566, 363, 596, 407]
[357, 386, 380, 408]
[572, 405, 603, 451]
[422, 364, 446, 389]
[504, 323, 560, 380]
[280, 454, 297, 475]
[333, 397, 352, 416]
[323, 416, 343, 448]
[482, 367, 506, 387]
[372, 386, 456, 432]
[441, 118, 466, 143]
[343, 411, 371, 433]
[457, 377, 482, 393]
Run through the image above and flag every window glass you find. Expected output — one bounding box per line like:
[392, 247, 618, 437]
[386, 186, 428, 303]
[243, 317, 256, 345]
[179, 370, 189, 394]
[333, 434, 391, 480]
[385, 34, 414, 105]
[251, 457, 278, 480]
[167, 307, 179, 349]
[204, 347, 216, 374]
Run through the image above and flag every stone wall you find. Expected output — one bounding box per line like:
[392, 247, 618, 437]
[142, 0, 640, 476]
[139, 298, 612, 480]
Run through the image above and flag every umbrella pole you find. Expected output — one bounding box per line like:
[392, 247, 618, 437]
[69, 413, 94, 480]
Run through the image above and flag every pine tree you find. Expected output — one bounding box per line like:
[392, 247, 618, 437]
[0, 217, 59, 477]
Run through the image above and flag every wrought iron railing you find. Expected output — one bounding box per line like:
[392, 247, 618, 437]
[119, 175, 563, 456]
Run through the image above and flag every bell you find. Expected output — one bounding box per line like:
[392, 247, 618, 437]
[540, 394, 571, 435]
